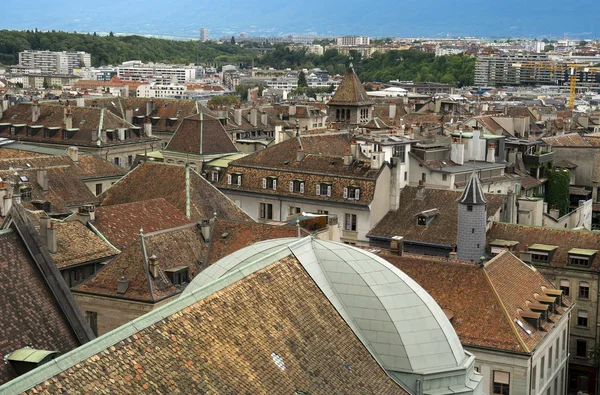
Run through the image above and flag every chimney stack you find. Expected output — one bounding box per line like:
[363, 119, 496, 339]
[144, 118, 153, 137]
[486, 143, 496, 163]
[234, 109, 242, 126]
[146, 100, 155, 116]
[148, 254, 159, 278]
[343, 149, 353, 166]
[36, 169, 48, 191]
[416, 180, 427, 200]
[39, 216, 49, 240]
[116, 276, 129, 294]
[289, 104, 297, 116]
[389, 103, 397, 120]
[32, 100, 40, 123]
[63, 105, 73, 130]
[47, 222, 57, 254]
[261, 111, 268, 126]
[67, 146, 79, 162]
[125, 109, 133, 124]
[250, 107, 258, 127]
[296, 147, 305, 162]
[76, 206, 90, 225]
[75, 97, 85, 107]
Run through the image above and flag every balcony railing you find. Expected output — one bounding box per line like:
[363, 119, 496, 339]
[523, 151, 554, 165]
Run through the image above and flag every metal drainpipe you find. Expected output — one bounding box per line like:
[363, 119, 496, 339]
[416, 379, 422, 395]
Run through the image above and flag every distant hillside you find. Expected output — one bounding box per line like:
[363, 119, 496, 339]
[0, 30, 253, 67]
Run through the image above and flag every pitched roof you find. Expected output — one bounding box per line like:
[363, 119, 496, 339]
[75, 223, 206, 301]
[164, 113, 238, 155]
[92, 198, 192, 250]
[204, 220, 297, 265]
[488, 222, 600, 271]
[69, 154, 127, 180]
[99, 162, 252, 222]
[328, 66, 374, 106]
[51, 220, 119, 269]
[368, 186, 505, 244]
[6, 255, 407, 394]
[542, 133, 592, 147]
[0, 204, 94, 385]
[459, 172, 487, 205]
[384, 251, 571, 354]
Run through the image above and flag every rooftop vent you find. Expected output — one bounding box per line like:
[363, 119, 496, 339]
[7, 348, 59, 376]
[116, 276, 129, 294]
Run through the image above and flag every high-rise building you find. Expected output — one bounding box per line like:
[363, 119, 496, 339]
[18, 50, 91, 74]
[336, 36, 371, 46]
[200, 28, 209, 42]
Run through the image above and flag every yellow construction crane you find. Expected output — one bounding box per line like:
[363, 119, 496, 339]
[512, 62, 600, 109]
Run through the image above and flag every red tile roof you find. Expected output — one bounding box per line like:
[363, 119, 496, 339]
[165, 114, 238, 155]
[93, 198, 192, 250]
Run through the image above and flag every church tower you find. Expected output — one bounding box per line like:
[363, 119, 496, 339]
[456, 172, 487, 262]
[327, 64, 374, 128]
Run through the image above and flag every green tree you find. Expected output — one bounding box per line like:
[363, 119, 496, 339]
[42, 77, 49, 89]
[544, 44, 555, 52]
[579, 40, 587, 47]
[546, 168, 571, 217]
[208, 95, 239, 106]
[231, 36, 236, 45]
[298, 70, 308, 88]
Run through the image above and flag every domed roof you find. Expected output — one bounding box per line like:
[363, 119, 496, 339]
[184, 237, 470, 375]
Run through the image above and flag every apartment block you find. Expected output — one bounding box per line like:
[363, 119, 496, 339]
[19, 50, 91, 74]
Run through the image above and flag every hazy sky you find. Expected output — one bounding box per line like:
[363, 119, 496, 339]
[1, 0, 598, 38]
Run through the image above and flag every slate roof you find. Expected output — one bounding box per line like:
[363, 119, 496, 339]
[459, 172, 487, 205]
[0, 204, 94, 385]
[164, 113, 238, 155]
[99, 162, 252, 222]
[488, 222, 600, 271]
[92, 198, 192, 250]
[328, 66, 374, 106]
[75, 223, 206, 302]
[5, 255, 408, 394]
[368, 186, 505, 244]
[51, 220, 119, 269]
[384, 251, 571, 354]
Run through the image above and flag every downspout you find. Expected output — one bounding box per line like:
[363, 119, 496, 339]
[185, 163, 191, 220]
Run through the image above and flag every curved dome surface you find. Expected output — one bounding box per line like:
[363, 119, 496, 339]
[185, 237, 467, 374]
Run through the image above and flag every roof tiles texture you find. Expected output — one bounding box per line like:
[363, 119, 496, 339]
[328, 67, 374, 106]
[52, 221, 119, 269]
[99, 162, 252, 222]
[26, 257, 407, 394]
[75, 224, 206, 301]
[93, 198, 192, 250]
[165, 114, 238, 155]
[0, 231, 81, 385]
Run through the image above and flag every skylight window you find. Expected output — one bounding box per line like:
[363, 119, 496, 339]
[19, 176, 28, 182]
[514, 319, 532, 335]
[271, 353, 286, 370]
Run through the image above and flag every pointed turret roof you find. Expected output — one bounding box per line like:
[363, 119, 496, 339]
[459, 171, 487, 205]
[328, 65, 374, 106]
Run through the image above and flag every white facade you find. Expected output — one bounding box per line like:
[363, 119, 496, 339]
[118, 61, 197, 84]
[337, 36, 371, 46]
[19, 50, 91, 74]
[136, 84, 186, 98]
[200, 28, 209, 42]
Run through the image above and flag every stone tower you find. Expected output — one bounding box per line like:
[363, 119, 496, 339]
[326, 64, 374, 128]
[456, 172, 487, 262]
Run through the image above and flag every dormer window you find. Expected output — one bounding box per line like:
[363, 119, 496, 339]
[211, 171, 219, 182]
[344, 185, 360, 200]
[289, 180, 305, 194]
[415, 209, 439, 227]
[316, 183, 332, 197]
[263, 176, 278, 190]
[164, 266, 189, 286]
[227, 173, 242, 186]
[529, 244, 558, 264]
[568, 248, 597, 268]
[21, 186, 32, 202]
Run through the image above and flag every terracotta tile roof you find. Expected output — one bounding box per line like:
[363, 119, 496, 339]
[542, 133, 592, 147]
[484, 251, 571, 351]
[383, 251, 570, 354]
[75, 223, 206, 301]
[50, 221, 119, 269]
[488, 222, 600, 271]
[328, 66, 374, 106]
[0, 103, 152, 148]
[0, 165, 98, 215]
[205, 220, 298, 265]
[70, 154, 127, 179]
[165, 114, 238, 155]
[0, 204, 94, 385]
[368, 186, 505, 244]
[23, 257, 407, 394]
[0, 148, 46, 159]
[86, 97, 208, 133]
[99, 162, 251, 222]
[93, 198, 192, 250]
